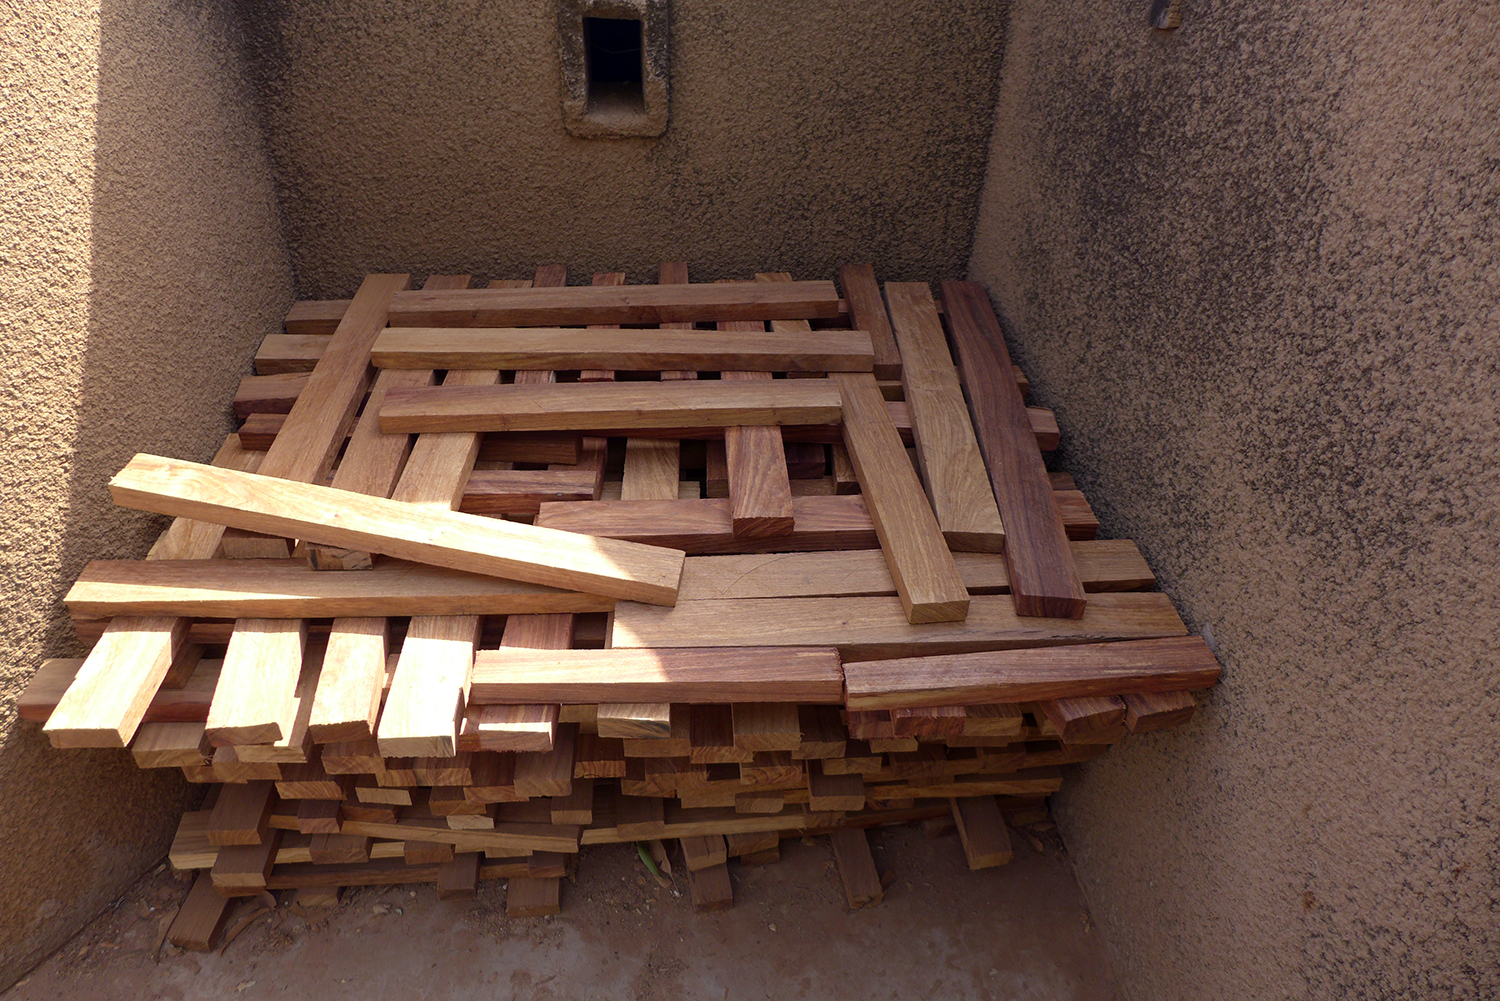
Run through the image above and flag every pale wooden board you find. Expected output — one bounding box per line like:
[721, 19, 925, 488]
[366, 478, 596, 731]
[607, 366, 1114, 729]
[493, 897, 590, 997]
[204, 619, 307, 745]
[109, 455, 685, 606]
[722, 370, 794, 538]
[372, 327, 875, 372]
[611, 593, 1189, 662]
[840, 636, 1220, 708]
[306, 617, 387, 742]
[597, 703, 672, 738]
[379, 380, 843, 434]
[620, 439, 681, 501]
[470, 647, 844, 705]
[674, 541, 1154, 600]
[66, 558, 614, 619]
[387, 280, 841, 326]
[834, 373, 969, 624]
[376, 615, 481, 757]
[884, 282, 1006, 553]
[42, 616, 188, 748]
[148, 434, 263, 561]
[132, 721, 211, 768]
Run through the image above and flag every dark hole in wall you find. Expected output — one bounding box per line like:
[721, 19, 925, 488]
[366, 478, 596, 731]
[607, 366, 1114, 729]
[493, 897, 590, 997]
[585, 16, 644, 112]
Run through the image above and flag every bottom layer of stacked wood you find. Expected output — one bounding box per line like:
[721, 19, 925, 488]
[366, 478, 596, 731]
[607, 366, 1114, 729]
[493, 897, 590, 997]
[22, 261, 1220, 951]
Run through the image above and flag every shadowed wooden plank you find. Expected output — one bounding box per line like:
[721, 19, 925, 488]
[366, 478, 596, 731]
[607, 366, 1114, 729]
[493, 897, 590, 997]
[838, 264, 902, 380]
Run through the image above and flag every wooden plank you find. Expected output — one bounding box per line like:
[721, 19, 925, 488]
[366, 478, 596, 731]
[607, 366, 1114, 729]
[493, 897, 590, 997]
[387, 281, 841, 327]
[147, 434, 264, 561]
[379, 380, 843, 434]
[838, 264, 902, 379]
[506, 876, 561, 917]
[941, 280, 1086, 618]
[808, 760, 867, 812]
[513, 724, 577, 797]
[306, 617, 387, 742]
[596, 703, 672, 739]
[1123, 689, 1198, 733]
[891, 705, 966, 738]
[461, 703, 558, 752]
[460, 466, 600, 514]
[207, 780, 275, 846]
[372, 327, 874, 373]
[794, 705, 847, 760]
[233, 372, 307, 418]
[42, 615, 188, 748]
[131, 722, 211, 768]
[168, 872, 233, 951]
[680, 834, 728, 871]
[950, 795, 1013, 869]
[22, 658, 213, 726]
[674, 541, 1151, 600]
[1036, 696, 1127, 741]
[66, 558, 614, 619]
[296, 798, 342, 835]
[620, 439, 681, 501]
[204, 618, 306, 745]
[841, 636, 1218, 707]
[612, 593, 1188, 663]
[535, 494, 873, 555]
[284, 298, 351, 335]
[731, 703, 801, 752]
[686, 863, 733, 912]
[961, 703, 1024, 737]
[470, 647, 844, 705]
[109, 455, 685, 607]
[254, 333, 329, 375]
[829, 827, 883, 909]
[834, 373, 968, 624]
[437, 852, 482, 900]
[377, 615, 480, 757]
[884, 282, 1005, 553]
[688, 705, 753, 764]
[550, 779, 595, 825]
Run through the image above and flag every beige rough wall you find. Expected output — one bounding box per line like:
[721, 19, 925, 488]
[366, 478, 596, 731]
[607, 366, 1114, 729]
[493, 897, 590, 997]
[969, 2, 1498, 998]
[238, 0, 1005, 296]
[0, 0, 292, 984]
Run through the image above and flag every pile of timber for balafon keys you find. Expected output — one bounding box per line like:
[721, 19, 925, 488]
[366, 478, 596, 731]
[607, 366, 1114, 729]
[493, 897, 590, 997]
[25, 262, 1219, 947]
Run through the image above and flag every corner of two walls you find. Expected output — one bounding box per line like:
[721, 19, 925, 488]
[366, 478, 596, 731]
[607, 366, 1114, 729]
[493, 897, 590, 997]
[967, 2, 1499, 998]
[0, 0, 292, 984]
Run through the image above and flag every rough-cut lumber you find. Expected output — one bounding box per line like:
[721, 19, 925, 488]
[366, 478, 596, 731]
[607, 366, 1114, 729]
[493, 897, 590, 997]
[379, 379, 843, 434]
[950, 795, 1013, 869]
[205, 619, 307, 745]
[688, 705, 753, 764]
[42, 615, 189, 748]
[614, 594, 1186, 662]
[550, 779, 595, 825]
[834, 373, 968, 624]
[506, 876, 562, 917]
[620, 439, 680, 501]
[942, 280, 1086, 618]
[808, 760, 867, 812]
[514, 724, 578, 798]
[283, 298, 351, 335]
[168, 872, 233, 951]
[884, 282, 1006, 553]
[132, 721, 212, 768]
[461, 466, 600, 515]
[686, 863, 733, 912]
[1037, 696, 1127, 741]
[377, 615, 481, 757]
[597, 703, 672, 739]
[616, 795, 667, 838]
[838, 264, 902, 380]
[681, 834, 729, 871]
[207, 780, 275, 846]
[66, 558, 614, 619]
[233, 372, 307, 419]
[306, 618, 387, 742]
[731, 703, 801, 752]
[794, 705, 847, 760]
[470, 647, 844, 705]
[535, 494, 873, 555]
[387, 280, 841, 327]
[296, 798, 342, 835]
[372, 327, 874, 373]
[674, 541, 1153, 600]
[891, 705, 967, 738]
[829, 827, 883, 909]
[109, 455, 685, 607]
[840, 636, 1218, 707]
[1123, 689, 1198, 733]
[437, 852, 482, 900]
[962, 703, 1025, 737]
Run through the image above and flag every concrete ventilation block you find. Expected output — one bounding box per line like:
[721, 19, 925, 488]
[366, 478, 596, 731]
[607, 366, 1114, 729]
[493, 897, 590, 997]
[558, 0, 669, 138]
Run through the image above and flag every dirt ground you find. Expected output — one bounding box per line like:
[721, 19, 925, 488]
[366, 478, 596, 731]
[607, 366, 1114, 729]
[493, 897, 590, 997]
[6, 820, 1119, 1001]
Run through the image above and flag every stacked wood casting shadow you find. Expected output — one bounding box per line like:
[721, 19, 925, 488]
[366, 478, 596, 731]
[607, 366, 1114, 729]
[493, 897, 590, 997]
[24, 263, 1219, 950]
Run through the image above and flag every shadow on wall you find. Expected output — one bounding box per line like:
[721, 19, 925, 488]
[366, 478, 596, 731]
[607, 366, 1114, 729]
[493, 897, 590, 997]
[0, 0, 292, 985]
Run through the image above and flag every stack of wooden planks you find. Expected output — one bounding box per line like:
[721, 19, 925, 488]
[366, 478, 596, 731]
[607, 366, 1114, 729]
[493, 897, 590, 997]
[23, 263, 1218, 945]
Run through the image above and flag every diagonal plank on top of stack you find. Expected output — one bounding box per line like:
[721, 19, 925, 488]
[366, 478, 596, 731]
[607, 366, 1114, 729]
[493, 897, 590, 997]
[25, 260, 1218, 934]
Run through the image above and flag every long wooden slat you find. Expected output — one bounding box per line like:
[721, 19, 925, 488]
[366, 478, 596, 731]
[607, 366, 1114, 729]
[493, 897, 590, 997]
[67, 558, 613, 619]
[942, 281, 1086, 618]
[829, 827, 883, 909]
[833, 373, 968, 623]
[204, 619, 307, 745]
[840, 636, 1219, 708]
[719, 302, 796, 537]
[371, 327, 875, 373]
[379, 380, 842, 434]
[387, 280, 841, 327]
[108, 455, 685, 606]
[306, 617, 387, 742]
[21, 658, 219, 724]
[469, 647, 844, 705]
[674, 541, 1153, 600]
[611, 593, 1188, 662]
[885, 282, 1005, 553]
[283, 298, 351, 335]
[376, 615, 481, 757]
[838, 264, 902, 380]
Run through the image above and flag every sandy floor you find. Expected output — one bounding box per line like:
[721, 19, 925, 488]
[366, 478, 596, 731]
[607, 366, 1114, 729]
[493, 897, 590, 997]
[6, 820, 1118, 1001]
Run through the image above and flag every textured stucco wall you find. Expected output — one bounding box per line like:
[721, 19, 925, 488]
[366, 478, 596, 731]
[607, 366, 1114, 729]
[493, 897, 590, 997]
[969, 2, 1498, 998]
[0, 0, 292, 984]
[237, 0, 1005, 296]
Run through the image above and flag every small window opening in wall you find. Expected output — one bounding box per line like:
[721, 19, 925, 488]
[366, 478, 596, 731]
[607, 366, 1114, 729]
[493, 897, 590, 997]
[585, 17, 644, 113]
